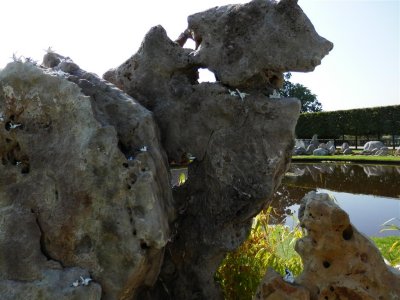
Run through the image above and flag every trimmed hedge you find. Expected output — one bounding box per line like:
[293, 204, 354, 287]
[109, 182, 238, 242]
[295, 105, 400, 139]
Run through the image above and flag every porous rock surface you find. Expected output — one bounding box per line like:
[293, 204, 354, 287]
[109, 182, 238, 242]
[295, 192, 400, 299]
[187, 0, 333, 89]
[0, 0, 333, 299]
[256, 192, 400, 299]
[254, 268, 310, 300]
[0, 59, 173, 299]
[104, 0, 332, 298]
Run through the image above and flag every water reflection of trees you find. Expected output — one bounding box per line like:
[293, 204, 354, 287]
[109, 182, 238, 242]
[286, 163, 400, 198]
[269, 163, 400, 222]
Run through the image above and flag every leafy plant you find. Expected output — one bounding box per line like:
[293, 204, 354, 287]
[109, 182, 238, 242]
[374, 218, 400, 266]
[178, 172, 186, 186]
[215, 207, 303, 300]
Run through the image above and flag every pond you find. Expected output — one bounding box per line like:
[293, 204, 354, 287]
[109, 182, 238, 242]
[171, 162, 400, 237]
[271, 162, 400, 237]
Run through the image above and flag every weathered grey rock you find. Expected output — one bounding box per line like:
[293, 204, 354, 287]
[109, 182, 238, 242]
[104, 10, 303, 298]
[328, 145, 336, 155]
[0, 0, 333, 298]
[318, 143, 327, 149]
[306, 144, 315, 155]
[294, 139, 306, 149]
[343, 148, 353, 155]
[254, 268, 309, 300]
[293, 146, 307, 155]
[0, 60, 173, 299]
[341, 142, 350, 152]
[396, 147, 400, 156]
[326, 140, 335, 154]
[0, 267, 101, 300]
[313, 148, 329, 156]
[295, 192, 400, 299]
[187, 0, 333, 89]
[326, 140, 335, 148]
[310, 134, 319, 149]
[375, 146, 389, 156]
[363, 141, 385, 152]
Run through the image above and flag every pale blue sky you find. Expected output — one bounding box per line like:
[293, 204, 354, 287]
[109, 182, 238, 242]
[0, 0, 398, 111]
[294, 0, 400, 111]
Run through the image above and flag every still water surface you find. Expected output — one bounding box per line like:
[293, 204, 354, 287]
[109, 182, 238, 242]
[171, 163, 400, 237]
[274, 163, 400, 237]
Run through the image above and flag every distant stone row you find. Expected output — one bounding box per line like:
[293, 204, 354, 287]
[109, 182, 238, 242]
[293, 135, 400, 156]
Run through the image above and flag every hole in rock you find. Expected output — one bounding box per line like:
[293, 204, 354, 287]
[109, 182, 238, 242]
[323, 261, 331, 268]
[117, 140, 130, 158]
[342, 225, 353, 240]
[21, 163, 30, 174]
[140, 240, 150, 250]
[198, 68, 217, 83]
[77, 235, 92, 254]
[184, 38, 196, 50]
[360, 253, 368, 263]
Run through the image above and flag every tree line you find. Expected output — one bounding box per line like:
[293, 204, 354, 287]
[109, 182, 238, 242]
[295, 105, 400, 141]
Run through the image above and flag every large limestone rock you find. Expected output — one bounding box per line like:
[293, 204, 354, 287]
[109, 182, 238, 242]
[106, 26, 300, 299]
[187, 0, 333, 89]
[0, 0, 333, 298]
[295, 192, 400, 299]
[103, 0, 332, 298]
[0, 60, 173, 299]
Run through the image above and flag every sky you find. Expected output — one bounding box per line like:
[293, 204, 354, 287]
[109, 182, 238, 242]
[0, 0, 399, 111]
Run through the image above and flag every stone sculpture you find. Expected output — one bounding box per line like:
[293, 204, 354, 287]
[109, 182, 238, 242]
[0, 0, 333, 299]
[256, 192, 400, 299]
[104, 0, 332, 298]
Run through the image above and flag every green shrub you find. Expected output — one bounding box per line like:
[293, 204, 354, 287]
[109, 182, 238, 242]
[295, 105, 400, 139]
[215, 208, 303, 300]
[372, 218, 400, 266]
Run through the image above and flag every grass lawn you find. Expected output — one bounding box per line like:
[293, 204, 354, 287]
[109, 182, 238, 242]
[292, 154, 400, 164]
[371, 236, 400, 266]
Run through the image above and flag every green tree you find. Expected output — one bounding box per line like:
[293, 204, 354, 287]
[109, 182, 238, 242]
[279, 72, 322, 113]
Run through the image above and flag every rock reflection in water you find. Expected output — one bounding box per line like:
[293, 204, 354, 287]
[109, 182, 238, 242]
[270, 163, 400, 224]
